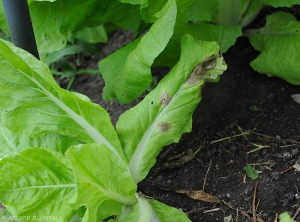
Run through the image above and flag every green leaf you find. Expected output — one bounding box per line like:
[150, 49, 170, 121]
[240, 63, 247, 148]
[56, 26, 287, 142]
[140, 0, 168, 23]
[185, 0, 219, 22]
[260, 0, 300, 7]
[119, 0, 147, 6]
[149, 199, 191, 221]
[187, 23, 242, 53]
[243, 164, 259, 180]
[154, 0, 242, 67]
[248, 12, 300, 85]
[0, 2, 9, 35]
[0, 148, 76, 221]
[44, 41, 100, 66]
[0, 126, 79, 158]
[28, 0, 140, 53]
[73, 25, 108, 43]
[117, 35, 227, 183]
[113, 195, 190, 221]
[0, 39, 126, 164]
[29, 1, 67, 53]
[113, 195, 156, 221]
[279, 212, 296, 222]
[65, 144, 137, 222]
[99, 0, 177, 104]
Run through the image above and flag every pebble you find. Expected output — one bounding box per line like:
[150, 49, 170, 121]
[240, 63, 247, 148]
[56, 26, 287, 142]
[291, 148, 300, 156]
[283, 152, 293, 160]
[154, 175, 163, 184]
[288, 192, 295, 201]
[244, 183, 254, 196]
[207, 150, 215, 157]
[267, 94, 275, 102]
[271, 172, 281, 181]
[163, 179, 172, 187]
[230, 146, 238, 153]
[282, 199, 289, 207]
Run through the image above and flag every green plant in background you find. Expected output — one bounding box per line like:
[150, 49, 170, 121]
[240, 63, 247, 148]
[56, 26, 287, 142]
[0, 0, 300, 221]
[42, 25, 108, 90]
[44, 40, 102, 90]
[1, 0, 300, 103]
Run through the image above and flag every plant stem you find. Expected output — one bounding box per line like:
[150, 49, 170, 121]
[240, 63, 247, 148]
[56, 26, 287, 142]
[2, 0, 39, 59]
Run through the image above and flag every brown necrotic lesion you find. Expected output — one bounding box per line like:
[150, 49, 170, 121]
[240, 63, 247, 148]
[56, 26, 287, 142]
[157, 122, 171, 133]
[186, 64, 206, 85]
[160, 92, 171, 106]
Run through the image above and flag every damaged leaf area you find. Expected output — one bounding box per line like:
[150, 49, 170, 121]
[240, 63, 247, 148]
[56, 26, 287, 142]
[117, 34, 227, 183]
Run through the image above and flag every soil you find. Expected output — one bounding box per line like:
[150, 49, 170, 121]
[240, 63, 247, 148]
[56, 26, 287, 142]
[67, 28, 300, 221]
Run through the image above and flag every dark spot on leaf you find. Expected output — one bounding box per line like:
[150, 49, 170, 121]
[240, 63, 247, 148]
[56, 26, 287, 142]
[158, 123, 171, 133]
[160, 92, 171, 106]
[186, 64, 206, 85]
[203, 57, 216, 70]
[151, 101, 154, 105]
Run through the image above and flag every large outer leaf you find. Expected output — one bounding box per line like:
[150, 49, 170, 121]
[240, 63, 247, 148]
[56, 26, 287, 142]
[116, 35, 227, 183]
[65, 144, 137, 222]
[27, 0, 141, 53]
[153, 0, 242, 67]
[0, 148, 76, 221]
[0, 126, 79, 158]
[248, 12, 300, 85]
[0, 39, 126, 163]
[99, 0, 177, 104]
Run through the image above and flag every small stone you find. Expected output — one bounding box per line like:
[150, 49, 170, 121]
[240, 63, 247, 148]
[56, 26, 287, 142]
[288, 192, 295, 201]
[230, 146, 238, 153]
[282, 199, 289, 207]
[291, 148, 300, 156]
[163, 179, 172, 187]
[271, 172, 281, 181]
[207, 149, 215, 157]
[244, 184, 254, 196]
[154, 175, 163, 184]
[283, 152, 292, 160]
[267, 94, 275, 102]
[226, 193, 231, 198]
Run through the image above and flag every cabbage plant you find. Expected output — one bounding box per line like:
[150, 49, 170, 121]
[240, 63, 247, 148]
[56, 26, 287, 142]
[0, 32, 226, 221]
[0, 0, 299, 221]
[1, 0, 300, 105]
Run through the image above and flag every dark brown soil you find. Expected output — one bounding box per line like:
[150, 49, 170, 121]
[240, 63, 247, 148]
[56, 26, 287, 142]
[69, 30, 300, 222]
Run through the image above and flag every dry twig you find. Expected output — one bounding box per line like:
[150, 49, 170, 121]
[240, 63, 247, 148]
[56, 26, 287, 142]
[203, 159, 212, 190]
[253, 180, 259, 222]
[293, 206, 300, 219]
[185, 207, 207, 215]
[281, 166, 294, 174]
[273, 213, 278, 222]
